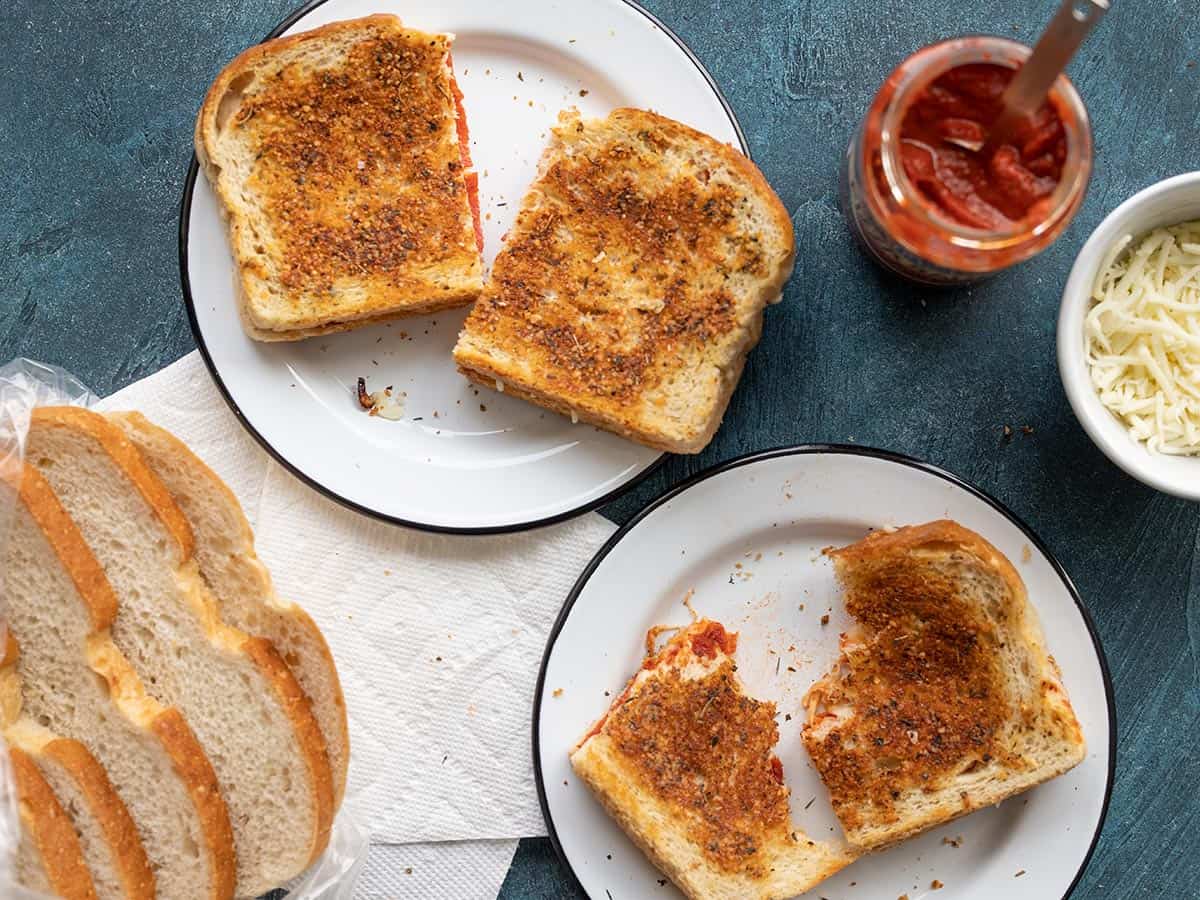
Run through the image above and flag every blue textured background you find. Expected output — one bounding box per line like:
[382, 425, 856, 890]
[2, 1, 1198, 897]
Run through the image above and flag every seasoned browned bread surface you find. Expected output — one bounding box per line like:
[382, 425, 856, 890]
[803, 521, 1087, 851]
[454, 108, 794, 453]
[196, 14, 483, 340]
[571, 620, 853, 899]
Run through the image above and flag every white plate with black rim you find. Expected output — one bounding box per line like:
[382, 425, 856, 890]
[180, 0, 748, 533]
[534, 446, 1114, 900]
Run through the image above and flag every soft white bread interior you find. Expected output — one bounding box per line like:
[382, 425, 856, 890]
[571, 620, 854, 900]
[25, 408, 333, 897]
[1, 467, 234, 900]
[108, 411, 349, 806]
[803, 521, 1087, 851]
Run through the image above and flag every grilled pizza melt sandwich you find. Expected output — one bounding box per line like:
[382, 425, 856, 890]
[803, 521, 1087, 851]
[455, 108, 795, 453]
[571, 619, 854, 900]
[196, 14, 483, 341]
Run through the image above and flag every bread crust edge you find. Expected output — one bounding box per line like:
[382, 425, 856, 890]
[43, 737, 158, 900]
[108, 410, 351, 806]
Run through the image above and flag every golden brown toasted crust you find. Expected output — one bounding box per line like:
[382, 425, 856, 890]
[804, 520, 1086, 850]
[196, 14, 482, 337]
[31, 407, 196, 561]
[109, 411, 350, 805]
[43, 738, 157, 900]
[458, 352, 750, 454]
[10, 746, 98, 900]
[30, 407, 336, 870]
[149, 709, 238, 900]
[572, 620, 854, 898]
[454, 108, 794, 453]
[14, 459, 238, 900]
[607, 660, 789, 872]
[828, 520, 1019, 577]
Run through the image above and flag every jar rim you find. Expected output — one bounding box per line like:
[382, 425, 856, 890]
[876, 35, 1093, 249]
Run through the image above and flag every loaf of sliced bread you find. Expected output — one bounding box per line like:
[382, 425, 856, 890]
[803, 521, 1087, 851]
[8, 744, 96, 900]
[454, 108, 795, 453]
[571, 620, 854, 899]
[108, 411, 349, 805]
[196, 14, 483, 340]
[2, 465, 235, 900]
[26, 408, 333, 896]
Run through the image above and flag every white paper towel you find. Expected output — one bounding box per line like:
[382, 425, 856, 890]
[96, 351, 618, 893]
[256, 460, 614, 841]
[357, 841, 518, 899]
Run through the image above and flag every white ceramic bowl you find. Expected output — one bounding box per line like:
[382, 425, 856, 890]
[1058, 171, 1200, 500]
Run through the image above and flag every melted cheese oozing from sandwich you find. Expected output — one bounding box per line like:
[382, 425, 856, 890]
[1086, 221, 1200, 454]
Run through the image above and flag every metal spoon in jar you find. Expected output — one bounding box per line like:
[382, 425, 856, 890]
[946, 0, 1110, 154]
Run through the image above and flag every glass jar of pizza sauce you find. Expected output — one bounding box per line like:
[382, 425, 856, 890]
[840, 36, 1093, 285]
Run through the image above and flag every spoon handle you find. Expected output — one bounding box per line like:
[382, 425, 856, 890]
[987, 0, 1109, 150]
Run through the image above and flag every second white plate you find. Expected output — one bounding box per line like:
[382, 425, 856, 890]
[181, 0, 747, 532]
[535, 447, 1114, 900]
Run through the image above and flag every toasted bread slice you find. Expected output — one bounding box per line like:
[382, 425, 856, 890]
[8, 744, 97, 900]
[26, 408, 334, 896]
[196, 14, 483, 341]
[802, 521, 1087, 851]
[571, 620, 854, 900]
[454, 108, 794, 453]
[108, 411, 349, 806]
[2, 467, 234, 900]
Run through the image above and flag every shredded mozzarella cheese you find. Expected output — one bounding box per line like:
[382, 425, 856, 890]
[1086, 221, 1200, 454]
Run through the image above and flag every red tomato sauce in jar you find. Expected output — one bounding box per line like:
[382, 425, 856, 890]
[898, 63, 1067, 231]
[840, 37, 1092, 285]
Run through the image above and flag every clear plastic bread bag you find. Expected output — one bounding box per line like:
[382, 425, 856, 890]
[0, 359, 368, 899]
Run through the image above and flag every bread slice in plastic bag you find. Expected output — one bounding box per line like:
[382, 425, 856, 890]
[0, 358, 367, 899]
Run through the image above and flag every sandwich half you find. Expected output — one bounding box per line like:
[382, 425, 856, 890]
[454, 108, 794, 453]
[571, 619, 854, 900]
[803, 521, 1087, 851]
[196, 14, 483, 340]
